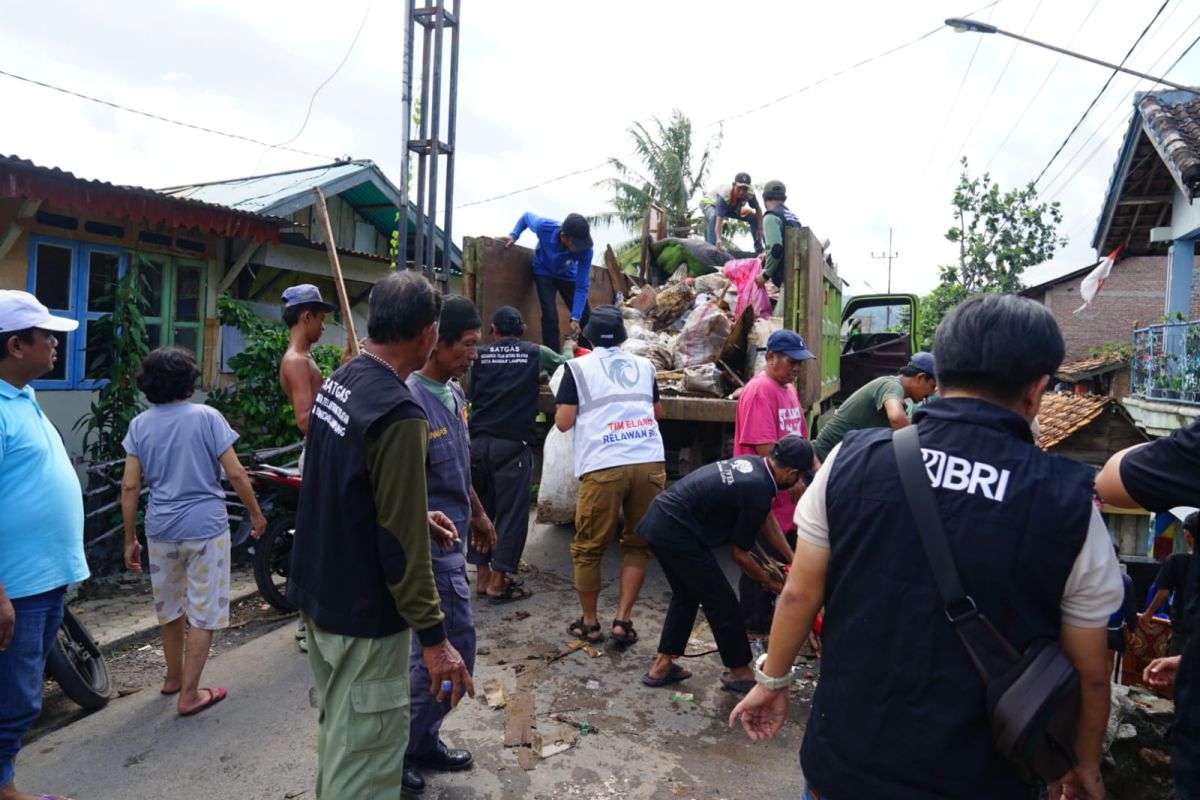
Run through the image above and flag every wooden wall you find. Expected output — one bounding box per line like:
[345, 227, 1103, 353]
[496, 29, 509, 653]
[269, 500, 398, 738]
[1050, 409, 1149, 467]
[464, 236, 624, 345]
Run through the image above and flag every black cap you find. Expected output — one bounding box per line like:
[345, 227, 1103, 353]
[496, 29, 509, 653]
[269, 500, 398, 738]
[762, 179, 786, 201]
[492, 305, 525, 336]
[561, 213, 593, 249]
[582, 304, 626, 346]
[770, 434, 815, 470]
[734, 172, 752, 186]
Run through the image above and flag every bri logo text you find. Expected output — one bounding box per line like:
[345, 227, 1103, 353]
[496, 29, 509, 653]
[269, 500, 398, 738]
[920, 448, 1011, 502]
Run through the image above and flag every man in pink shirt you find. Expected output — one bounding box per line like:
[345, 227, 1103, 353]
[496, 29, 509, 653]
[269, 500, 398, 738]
[733, 330, 815, 649]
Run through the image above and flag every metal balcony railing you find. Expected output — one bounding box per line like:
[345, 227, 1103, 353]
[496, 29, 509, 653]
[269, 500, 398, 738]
[1132, 320, 1200, 404]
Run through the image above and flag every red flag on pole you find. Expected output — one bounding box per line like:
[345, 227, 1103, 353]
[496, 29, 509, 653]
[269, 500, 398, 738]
[1074, 245, 1123, 315]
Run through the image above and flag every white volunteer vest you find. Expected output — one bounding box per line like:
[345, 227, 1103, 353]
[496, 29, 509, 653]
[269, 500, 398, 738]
[567, 347, 664, 477]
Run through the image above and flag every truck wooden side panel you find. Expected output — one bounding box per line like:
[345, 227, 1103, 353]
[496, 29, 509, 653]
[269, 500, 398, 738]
[781, 227, 841, 408]
[463, 236, 625, 345]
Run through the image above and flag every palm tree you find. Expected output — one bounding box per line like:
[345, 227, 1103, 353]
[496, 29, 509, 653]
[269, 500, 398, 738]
[593, 109, 720, 244]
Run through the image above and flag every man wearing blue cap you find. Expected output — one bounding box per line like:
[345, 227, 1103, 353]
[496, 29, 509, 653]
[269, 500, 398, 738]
[278, 284, 336, 653]
[734, 329, 815, 649]
[279, 284, 337, 445]
[813, 352, 938, 461]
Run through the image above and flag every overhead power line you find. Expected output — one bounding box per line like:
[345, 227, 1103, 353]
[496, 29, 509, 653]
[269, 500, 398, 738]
[252, 0, 373, 173]
[455, 0, 1002, 211]
[984, 0, 1101, 171]
[0, 67, 339, 161]
[1032, 0, 1172, 187]
[939, 0, 1045, 185]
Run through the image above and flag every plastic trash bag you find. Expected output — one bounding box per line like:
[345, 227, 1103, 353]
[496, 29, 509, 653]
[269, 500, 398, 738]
[673, 301, 732, 370]
[722, 257, 772, 319]
[537, 366, 579, 525]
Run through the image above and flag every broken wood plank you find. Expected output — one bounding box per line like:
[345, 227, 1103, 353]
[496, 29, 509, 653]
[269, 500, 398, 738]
[604, 244, 627, 302]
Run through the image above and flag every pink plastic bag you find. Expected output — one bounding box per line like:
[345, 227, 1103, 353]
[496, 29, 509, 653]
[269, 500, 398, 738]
[722, 257, 772, 319]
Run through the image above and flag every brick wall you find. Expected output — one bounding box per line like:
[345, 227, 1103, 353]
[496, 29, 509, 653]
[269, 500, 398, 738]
[1025, 256, 1200, 362]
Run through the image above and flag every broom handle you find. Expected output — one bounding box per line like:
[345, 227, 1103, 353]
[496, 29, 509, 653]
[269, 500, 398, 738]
[312, 188, 361, 355]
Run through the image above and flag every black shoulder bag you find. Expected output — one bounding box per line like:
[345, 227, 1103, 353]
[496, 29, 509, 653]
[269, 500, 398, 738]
[892, 425, 1081, 784]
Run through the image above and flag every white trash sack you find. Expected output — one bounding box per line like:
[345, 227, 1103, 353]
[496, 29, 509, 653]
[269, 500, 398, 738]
[536, 365, 579, 525]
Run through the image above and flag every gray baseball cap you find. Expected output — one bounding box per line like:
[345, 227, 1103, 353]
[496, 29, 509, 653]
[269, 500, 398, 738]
[281, 284, 336, 312]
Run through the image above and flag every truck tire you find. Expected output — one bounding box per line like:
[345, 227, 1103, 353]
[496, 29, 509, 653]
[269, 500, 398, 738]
[45, 606, 110, 710]
[254, 514, 297, 613]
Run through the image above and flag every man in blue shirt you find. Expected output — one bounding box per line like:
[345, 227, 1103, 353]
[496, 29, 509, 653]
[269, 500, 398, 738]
[0, 290, 89, 800]
[503, 212, 593, 348]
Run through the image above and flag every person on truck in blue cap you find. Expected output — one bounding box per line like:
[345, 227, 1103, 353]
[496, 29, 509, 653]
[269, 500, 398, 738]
[502, 212, 593, 349]
[700, 172, 764, 253]
[812, 352, 938, 461]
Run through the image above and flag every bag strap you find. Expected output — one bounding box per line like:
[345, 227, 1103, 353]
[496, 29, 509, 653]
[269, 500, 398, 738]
[892, 425, 977, 623]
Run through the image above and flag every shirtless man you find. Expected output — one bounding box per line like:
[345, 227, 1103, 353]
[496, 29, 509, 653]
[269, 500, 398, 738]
[279, 284, 336, 448]
[278, 284, 335, 653]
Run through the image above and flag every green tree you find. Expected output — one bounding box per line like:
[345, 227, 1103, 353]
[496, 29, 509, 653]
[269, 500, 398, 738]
[916, 158, 1065, 347]
[205, 295, 342, 451]
[593, 109, 720, 241]
[74, 254, 151, 463]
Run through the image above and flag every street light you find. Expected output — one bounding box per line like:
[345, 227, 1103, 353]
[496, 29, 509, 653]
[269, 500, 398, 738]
[944, 17, 1196, 92]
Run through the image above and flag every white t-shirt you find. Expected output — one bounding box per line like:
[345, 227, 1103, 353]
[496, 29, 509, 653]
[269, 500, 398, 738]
[795, 443, 1124, 627]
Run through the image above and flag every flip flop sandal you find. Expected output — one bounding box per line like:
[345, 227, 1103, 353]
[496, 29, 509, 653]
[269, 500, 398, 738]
[568, 617, 605, 645]
[488, 584, 534, 605]
[477, 577, 525, 597]
[160, 686, 181, 696]
[720, 672, 756, 694]
[611, 619, 639, 646]
[641, 664, 692, 687]
[179, 686, 228, 717]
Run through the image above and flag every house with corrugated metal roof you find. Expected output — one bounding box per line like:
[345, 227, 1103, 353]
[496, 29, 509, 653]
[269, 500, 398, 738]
[0, 155, 458, 458]
[0, 154, 290, 456]
[162, 159, 461, 343]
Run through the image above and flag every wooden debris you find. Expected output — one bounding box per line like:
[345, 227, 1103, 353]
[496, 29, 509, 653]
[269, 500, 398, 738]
[532, 726, 579, 759]
[485, 681, 509, 709]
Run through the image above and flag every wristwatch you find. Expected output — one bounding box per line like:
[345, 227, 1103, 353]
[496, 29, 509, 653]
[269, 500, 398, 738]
[753, 652, 794, 690]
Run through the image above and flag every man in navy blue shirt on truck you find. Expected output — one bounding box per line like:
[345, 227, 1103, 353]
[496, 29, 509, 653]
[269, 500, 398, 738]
[503, 212, 593, 348]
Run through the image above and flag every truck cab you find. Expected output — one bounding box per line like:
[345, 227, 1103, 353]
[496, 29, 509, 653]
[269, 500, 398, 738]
[835, 294, 920, 405]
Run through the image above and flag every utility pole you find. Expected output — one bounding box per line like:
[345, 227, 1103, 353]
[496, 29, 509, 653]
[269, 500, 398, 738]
[871, 227, 898, 328]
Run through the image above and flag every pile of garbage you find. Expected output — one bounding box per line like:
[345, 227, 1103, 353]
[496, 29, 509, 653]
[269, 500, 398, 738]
[619, 261, 782, 399]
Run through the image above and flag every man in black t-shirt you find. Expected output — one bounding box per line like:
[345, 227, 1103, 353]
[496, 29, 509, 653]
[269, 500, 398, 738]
[637, 436, 816, 693]
[1141, 513, 1195, 656]
[466, 307, 543, 602]
[1097, 421, 1200, 798]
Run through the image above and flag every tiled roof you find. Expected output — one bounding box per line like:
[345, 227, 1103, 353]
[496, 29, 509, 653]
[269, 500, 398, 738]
[1056, 354, 1129, 382]
[1036, 393, 1110, 450]
[1139, 92, 1200, 197]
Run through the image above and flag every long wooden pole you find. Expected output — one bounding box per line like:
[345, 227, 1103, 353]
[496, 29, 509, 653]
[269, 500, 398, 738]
[311, 188, 361, 355]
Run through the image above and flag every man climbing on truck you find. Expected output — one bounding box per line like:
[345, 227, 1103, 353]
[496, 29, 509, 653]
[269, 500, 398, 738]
[502, 212, 593, 348]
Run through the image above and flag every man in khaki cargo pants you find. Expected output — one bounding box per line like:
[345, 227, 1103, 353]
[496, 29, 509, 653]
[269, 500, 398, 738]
[554, 305, 665, 647]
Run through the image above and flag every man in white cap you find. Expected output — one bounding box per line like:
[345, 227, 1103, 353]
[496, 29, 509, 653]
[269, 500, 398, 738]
[0, 290, 88, 800]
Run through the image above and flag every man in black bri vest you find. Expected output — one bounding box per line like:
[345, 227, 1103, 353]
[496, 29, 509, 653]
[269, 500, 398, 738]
[288, 272, 474, 799]
[731, 294, 1122, 800]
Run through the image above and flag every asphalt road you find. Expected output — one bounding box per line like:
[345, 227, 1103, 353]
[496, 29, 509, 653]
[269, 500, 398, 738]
[18, 523, 814, 799]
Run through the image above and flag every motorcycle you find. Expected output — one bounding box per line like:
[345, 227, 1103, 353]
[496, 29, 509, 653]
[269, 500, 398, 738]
[236, 462, 302, 613]
[46, 603, 110, 710]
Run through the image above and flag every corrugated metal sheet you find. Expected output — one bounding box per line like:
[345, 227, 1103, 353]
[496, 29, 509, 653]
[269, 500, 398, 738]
[163, 161, 367, 214]
[0, 154, 285, 244]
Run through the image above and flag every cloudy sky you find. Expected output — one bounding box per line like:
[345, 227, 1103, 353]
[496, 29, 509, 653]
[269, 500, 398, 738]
[3, 0, 1198, 296]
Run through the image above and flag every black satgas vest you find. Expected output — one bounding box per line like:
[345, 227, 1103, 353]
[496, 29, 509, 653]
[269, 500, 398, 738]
[470, 337, 542, 444]
[802, 398, 1094, 799]
[765, 202, 802, 231]
[288, 355, 426, 639]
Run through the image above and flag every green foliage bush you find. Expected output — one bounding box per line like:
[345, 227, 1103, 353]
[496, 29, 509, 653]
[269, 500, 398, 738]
[205, 295, 342, 451]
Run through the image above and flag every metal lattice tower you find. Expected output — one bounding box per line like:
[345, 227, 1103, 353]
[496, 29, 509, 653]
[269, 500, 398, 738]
[398, 0, 460, 290]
